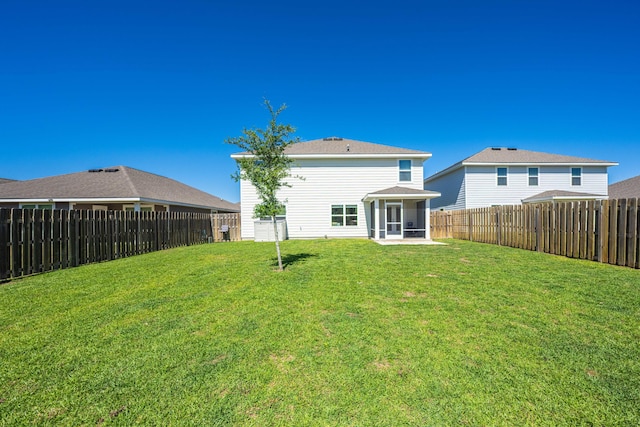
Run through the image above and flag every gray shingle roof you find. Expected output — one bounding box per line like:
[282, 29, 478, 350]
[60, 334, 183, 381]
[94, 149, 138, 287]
[609, 175, 640, 199]
[0, 166, 238, 212]
[363, 186, 441, 201]
[464, 147, 617, 164]
[425, 147, 617, 183]
[522, 190, 606, 203]
[368, 186, 440, 196]
[233, 137, 431, 157]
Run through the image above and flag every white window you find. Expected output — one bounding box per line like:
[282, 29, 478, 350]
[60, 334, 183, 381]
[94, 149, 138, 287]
[399, 160, 412, 182]
[497, 167, 508, 186]
[124, 204, 154, 212]
[331, 204, 358, 226]
[259, 205, 286, 221]
[20, 203, 53, 210]
[571, 168, 581, 186]
[528, 167, 539, 186]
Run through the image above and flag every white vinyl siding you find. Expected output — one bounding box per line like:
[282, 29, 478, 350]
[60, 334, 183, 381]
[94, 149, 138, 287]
[464, 165, 609, 209]
[424, 167, 465, 210]
[239, 158, 425, 239]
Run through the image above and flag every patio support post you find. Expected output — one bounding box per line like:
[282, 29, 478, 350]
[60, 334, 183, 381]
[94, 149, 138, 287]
[424, 201, 431, 240]
[374, 199, 380, 240]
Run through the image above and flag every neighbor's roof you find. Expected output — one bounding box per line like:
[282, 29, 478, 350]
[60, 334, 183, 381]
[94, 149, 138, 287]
[0, 178, 17, 185]
[522, 190, 606, 204]
[232, 137, 431, 159]
[0, 166, 238, 212]
[609, 175, 640, 199]
[425, 147, 617, 183]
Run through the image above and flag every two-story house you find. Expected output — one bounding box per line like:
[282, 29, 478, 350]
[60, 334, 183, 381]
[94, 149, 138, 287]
[232, 137, 440, 241]
[424, 147, 617, 210]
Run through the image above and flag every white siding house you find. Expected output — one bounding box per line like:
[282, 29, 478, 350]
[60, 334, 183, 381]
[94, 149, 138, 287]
[424, 147, 617, 210]
[232, 137, 440, 241]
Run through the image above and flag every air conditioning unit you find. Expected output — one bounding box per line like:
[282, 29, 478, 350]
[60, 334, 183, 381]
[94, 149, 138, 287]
[254, 219, 287, 242]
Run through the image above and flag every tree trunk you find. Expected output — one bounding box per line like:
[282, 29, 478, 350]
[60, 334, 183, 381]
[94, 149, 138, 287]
[272, 215, 283, 271]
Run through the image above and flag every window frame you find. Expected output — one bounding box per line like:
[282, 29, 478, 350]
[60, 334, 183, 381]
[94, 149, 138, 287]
[571, 167, 582, 186]
[331, 204, 358, 227]
[398, 159, 412, 182]
[496, 167, 508, 186]
[124, 204, 155, 212]
[259, 205, 286, 221]
[528, 167, 539, 186]
[19, 203, 54, 210]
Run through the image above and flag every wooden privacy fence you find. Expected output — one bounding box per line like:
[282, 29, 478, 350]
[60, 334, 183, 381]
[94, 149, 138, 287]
[431, 199, 640, 269]
[0, 209, 241, 281]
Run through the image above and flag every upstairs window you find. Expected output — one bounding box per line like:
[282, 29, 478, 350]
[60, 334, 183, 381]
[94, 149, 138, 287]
[528, 167, 539, 186]
[571, 167, 582, 186]
[331, 204, 358, 226]
[497, 167, 508, 186]
[399, 160, 412, 182]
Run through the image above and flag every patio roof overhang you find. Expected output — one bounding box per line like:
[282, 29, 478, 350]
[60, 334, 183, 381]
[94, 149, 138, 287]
[362, 186, 441, 202]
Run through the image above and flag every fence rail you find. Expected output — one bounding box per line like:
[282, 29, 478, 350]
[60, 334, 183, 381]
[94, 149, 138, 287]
[0, 209, 240, 281]
[430, 199, 640, 269]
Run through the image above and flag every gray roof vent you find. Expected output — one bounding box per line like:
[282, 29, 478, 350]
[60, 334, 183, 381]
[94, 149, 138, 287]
[346, 144, 350, 152]
[507, 147, 517, 151]
[491, 147, 502, 151]
[323, 137, 343, 141]
[88, 169, 103, 173]
[104, 168, 119, 173]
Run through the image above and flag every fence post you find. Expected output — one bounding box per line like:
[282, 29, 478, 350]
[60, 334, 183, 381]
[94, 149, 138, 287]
[627, 198, 638, 268]
[0, 209, 10, 280]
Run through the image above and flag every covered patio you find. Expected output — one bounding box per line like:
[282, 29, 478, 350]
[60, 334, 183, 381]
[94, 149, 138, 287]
[363, 186, 441, 241]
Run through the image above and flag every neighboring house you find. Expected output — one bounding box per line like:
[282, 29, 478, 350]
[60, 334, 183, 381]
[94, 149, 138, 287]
[609, 175, 640, 199]
[424, 147, 617, 210]
[231, 137, 440, 241]
[0, 178, 17, 185]
[0, 166, 238, 213]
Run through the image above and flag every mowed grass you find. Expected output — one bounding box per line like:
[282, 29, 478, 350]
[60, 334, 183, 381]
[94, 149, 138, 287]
[0, 239, 639, 426]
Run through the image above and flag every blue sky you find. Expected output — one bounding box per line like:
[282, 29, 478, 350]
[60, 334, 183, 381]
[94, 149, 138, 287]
[1, 0, 638, 203]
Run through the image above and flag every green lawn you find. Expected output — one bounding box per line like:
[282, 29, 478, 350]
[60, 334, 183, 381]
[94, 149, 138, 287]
[1, 239, 639, 426]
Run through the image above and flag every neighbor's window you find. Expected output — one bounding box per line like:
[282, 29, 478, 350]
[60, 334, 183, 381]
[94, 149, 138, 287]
[497, 167, 508, 186]
[528, 167, 539, 186]
[399, 160, 412, 182]
[20, 204, 53, 210]
[260, 205, 286, 220]
[331, 204, 358, 226]
[124, 204, 154, 212]
[571, 167, 582, 186]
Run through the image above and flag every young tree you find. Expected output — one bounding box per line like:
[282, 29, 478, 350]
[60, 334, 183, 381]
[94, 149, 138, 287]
[225, 100, 299, 271]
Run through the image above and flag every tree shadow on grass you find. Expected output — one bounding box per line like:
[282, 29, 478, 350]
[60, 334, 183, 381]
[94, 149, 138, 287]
[272, 252, 317, 270]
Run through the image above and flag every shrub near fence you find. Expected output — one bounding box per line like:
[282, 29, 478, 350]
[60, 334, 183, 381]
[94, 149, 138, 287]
[0, 209, 241, 281]
[430, 199, 640, 269]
